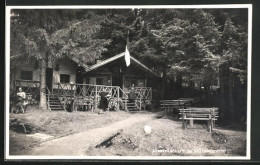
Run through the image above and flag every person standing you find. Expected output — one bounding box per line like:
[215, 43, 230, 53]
[128, 87, 136, 103]
[99, 91, 109, 114]
[16, 87, 27, 113]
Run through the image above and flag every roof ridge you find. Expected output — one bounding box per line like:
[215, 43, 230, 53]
[84, 52, 160, 77]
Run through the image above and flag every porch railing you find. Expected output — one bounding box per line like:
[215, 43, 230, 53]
[54, 83, 152, 111]
[14, 80, 153, 111]
[15, 80, 40, 98]
[55, 83, 121, 110]
[55, 83, 121, 97]
[134, 87, 152, 100]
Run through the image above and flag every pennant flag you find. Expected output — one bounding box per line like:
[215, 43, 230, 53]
[125, 31, 130, 67]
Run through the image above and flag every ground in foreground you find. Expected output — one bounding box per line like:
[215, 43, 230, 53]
[87, 116, 246, 156]
[9, 106, 246, 156]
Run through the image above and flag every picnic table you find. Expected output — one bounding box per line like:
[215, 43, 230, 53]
[160, 98, 195, 115]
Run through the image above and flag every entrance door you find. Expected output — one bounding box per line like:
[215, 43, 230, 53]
[112, 75, 123, 97]
[76, 68, 84, 95]
[112, 75, 123, 88]
[46, 68, 53, 93]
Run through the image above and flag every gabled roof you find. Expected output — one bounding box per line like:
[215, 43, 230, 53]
[83, 52, 124, 72]
[84, 52, 160, 77]
[70, 56, 89, 70]
[10, 52, 160, 77]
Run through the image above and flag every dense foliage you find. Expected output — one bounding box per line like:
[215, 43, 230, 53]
[11, 9, 248, 121]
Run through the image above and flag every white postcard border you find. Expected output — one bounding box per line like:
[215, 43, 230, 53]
[5, 4, 252, 160]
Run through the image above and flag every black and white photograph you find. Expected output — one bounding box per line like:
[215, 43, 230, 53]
[5, 4, 252, 160]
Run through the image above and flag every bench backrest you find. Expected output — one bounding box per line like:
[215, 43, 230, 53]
[179, 107, 219, 117]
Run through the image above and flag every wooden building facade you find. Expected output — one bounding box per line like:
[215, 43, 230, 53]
[10, 53, 161, 111]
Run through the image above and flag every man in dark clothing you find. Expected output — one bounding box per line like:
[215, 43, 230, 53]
[99, 91, 109, 114]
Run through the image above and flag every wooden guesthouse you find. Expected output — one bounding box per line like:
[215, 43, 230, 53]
[10, 53, 161, 112]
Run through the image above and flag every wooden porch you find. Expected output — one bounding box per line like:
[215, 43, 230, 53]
[14, 80, 153, 111]
[51, 83, 152, 112]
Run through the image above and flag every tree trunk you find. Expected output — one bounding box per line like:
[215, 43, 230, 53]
[176, 74, 182, 98]
[219, 64, 232, 121]
[39, 58, 47, 110]
[228, 75, 235, 120]
[220, 75, 226, 118]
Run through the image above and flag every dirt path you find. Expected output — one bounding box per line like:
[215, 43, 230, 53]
[21, 113, 156, 156]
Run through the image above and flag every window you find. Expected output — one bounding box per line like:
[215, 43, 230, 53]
[21, 70, 33, 80]
[96, 78, 104, 85]
[60, 74, 70, 83]
[138, 79, 145, 87]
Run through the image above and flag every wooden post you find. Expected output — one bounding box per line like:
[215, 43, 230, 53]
[122, 75, 125, 91]
[208, 113, 212, 133]
[58, 83, 60, 97]
[150, 87, 152, 101]
[73, 84, 76, 97]
[139, 97, 141, 111]
[74, 98, 77, 111]
[210, 108, 213, 132]
[163, 104, 166, 116]
[83, 84, 86, 97]
[190, 119, 194, 128]
[182, 108, 186, 130]
[213, 109, 216, 127]
[117, 87, 119, 111]
[125, 98, 127, 112]
[47, 93, 50, 111]
[95, 86, 97, 110]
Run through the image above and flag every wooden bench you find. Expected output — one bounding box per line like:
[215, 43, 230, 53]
[160, 99, 194, 115]
[179, 107, 219, 132]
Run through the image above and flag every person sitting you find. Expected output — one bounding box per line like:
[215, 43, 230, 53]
[16, 87, 28, 113]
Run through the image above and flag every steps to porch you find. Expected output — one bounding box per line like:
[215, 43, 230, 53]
[121, 98, 140, 112]
[47, 95, 65, 111]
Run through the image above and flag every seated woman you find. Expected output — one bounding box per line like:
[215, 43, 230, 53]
[16, 87, 28, 113]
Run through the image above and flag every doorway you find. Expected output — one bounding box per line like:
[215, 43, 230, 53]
[112, 75, 123, 88]
[112, 75, 123, 97]
[76, 68, 84, 95]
